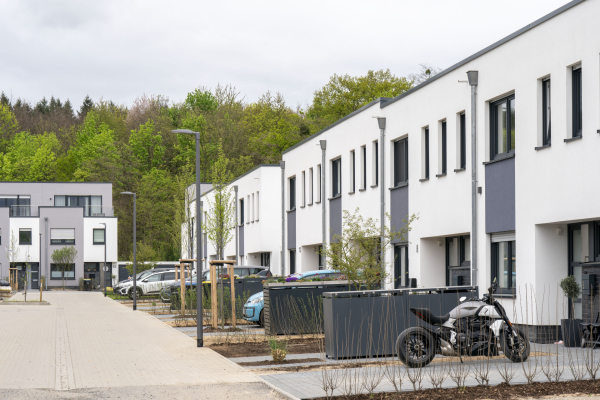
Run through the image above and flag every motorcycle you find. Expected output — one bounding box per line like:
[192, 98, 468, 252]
[396, 281, 530, 368]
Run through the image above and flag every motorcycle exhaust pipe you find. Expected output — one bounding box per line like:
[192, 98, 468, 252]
[439, 339, 455, 356]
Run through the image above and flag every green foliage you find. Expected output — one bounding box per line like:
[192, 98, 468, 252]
[51, 246, 78, 290]
[309, 69, 412, 126]
[125, 242, 160, 275]
[185, 89, 218, 112]
[129, 120, 165, 172]
[560, 275, 582, 300]
[0, 103, 19, 153]
[0, 131, 60, 181]
[322, 208, 418, 290]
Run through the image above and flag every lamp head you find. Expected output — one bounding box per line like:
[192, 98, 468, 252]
[171, 129, 198, 135]
[121, 191, 135, 195]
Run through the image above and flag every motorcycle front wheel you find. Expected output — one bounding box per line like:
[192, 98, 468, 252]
[396, 327, 436, 368]
[500, 327, 530, 363]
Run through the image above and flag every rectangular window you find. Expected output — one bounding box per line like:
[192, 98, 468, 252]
[361, 145, 367, 189]
[460, 113, 466, 169]
[490, 95, 515, 159]
[51, 228, 75, 245]
[572, 66, 582, 138]
[19, 228, 32, 245]
[542, 78, 551, 145]
[247, 195, 250, 223]
[423, 127, 430, 179]
[491, 232, 516, 290]
[55, 195, 102, 216]
[316, 165, 321, 202]
[393, 138, 408, 186]
[256, 192, 259, 220]
[0, 228, 1, 245]
[309, 168, 313, 205]
[441, 121, 447, 175]
[301, 171, 306, 207]
[51, 263, 75, 280]
[318, 245, 323, 268]
[93, 228, 105, 244]
[240, 199, 244, 224]
[252, 193, 255, 221]
[332, 158, 341, 198]
[350, 150, 356, 193]
[373, 141, 379, 186]
[289, 249, 296, 274]
[289, 177, 296, 210]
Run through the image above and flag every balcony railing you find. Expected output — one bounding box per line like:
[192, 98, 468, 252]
[7, 205, 114, 217]
[84, 205, 114, 217]
[9, 205, 35, 217]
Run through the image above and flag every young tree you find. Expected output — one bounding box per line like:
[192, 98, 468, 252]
[203, 144, 235, 259]
[51, 246, 78, 291]
[125, 242, 159, 275]
[5, 232, 21, 285]
[173, 166, 195, 262]
[408, 63, 442, 86]
[322, 208, 418, 290]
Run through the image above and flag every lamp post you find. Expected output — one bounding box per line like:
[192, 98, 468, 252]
[121, 192, 137, 310]
[99, 222, 107, 297]
[171, 128, 203, 348]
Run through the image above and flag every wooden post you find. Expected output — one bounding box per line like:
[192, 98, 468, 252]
[210, 263, 217, 328]
[180, 263, 186, 316]
[229, 264, 236, 329]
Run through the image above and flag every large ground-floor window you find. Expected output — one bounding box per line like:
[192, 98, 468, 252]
[446, 235, 470, 286]
[491, 233, 516, 290]
[51, 263, 75, 280]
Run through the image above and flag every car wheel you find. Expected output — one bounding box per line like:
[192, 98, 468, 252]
[259, 310, 265, 327]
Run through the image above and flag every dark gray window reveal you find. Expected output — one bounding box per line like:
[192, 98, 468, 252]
[490, 95, 515, 159]
[289, 177, 296, 210]
[332, 158, 341, 198]
[393, 138, 408, 186]
[572, 66, 582, 138]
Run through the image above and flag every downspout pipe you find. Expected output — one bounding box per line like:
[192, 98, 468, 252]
[320, 140, 327, 270]
[44, 217, 48, 290]
[234, 186, 238, 266]
[467, 70, 479, 288]
[280, 161, 285, 276]
[377, 118, 386, 273]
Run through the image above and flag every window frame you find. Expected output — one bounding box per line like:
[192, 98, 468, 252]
[301, 171, 306, 207]
[490, 94, 516, 160]
[19, 228, 32, 245]
[50, 263, 76, 280]
[331, 158, 341, 198]
[373, 141, 379, 186]
[424, 127, 430, 179]
[93, 228, 105, 245]
[350, 150, 356, 193]
[393, 138, 408, 186]
[491, 240, 516, 292]
[572, 66, 582, 138]
[441, 121, 447, 175]
[239, 198, 244, 224]
[460, 113, 466, 169]
[289, 176, 296, 210]
[542, 78, 551, 146]
[361, 145, 367, 189]
[308, 168, 313, 205]
[316, 165, 321, 203]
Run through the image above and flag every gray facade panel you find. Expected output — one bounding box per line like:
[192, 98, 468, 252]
[239, 225, 244, 255]
[0, 182, 113, 210]
[485, 157, 516, 233]
[39, 207, 85, 287]
[390, 186, 409, 244]
[329, 197, 342, 242]
[287, 211, 296, 249]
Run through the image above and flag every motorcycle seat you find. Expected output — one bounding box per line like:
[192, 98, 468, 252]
[410, 307, 450, 325]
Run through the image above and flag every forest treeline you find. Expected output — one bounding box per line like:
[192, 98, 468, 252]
[0, 67, 437, 261]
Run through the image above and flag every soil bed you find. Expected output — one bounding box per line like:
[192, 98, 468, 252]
[315, 381, 600, 400]
[203, 326, 243, 333]
[210, 338, 321, 358]
[237, 357, 322, 367]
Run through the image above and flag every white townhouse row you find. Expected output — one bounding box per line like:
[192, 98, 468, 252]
[0, 182, 118, 289]
[189, 0, 600, 337]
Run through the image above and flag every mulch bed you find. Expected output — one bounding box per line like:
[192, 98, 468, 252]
[315, 381, 600, 400]
[209, 338, 321, 358]
[237, 357, 322, 367]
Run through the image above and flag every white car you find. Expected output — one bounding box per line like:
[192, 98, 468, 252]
[119, 270, 182, 299]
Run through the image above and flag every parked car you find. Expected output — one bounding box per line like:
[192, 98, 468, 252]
[242, 269, 340, 327]
[201, 266, 271, 283]
[160, 273, 197, 303]
[113, 267, 172, 294]
[118, 269, 189, 299]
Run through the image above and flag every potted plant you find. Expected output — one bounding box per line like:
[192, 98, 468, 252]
[560, 275, 582, 347]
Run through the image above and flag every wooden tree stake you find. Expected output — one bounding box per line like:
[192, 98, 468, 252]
[229, 264, 236, 329]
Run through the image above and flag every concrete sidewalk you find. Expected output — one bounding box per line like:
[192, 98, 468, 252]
[0, 292, 283, 399]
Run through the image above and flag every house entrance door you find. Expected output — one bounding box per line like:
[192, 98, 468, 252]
[569, 225, 583, 319]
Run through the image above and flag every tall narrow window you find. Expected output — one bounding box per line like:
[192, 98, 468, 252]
[373, 141, 379, 186]
[316, 165, 321, 202]
[251, 193, 255, 221]
[572, 66, 582, 138]
[394, 138, 408, 186]
[460, 113, 466, 169]
[542, 78, 551, 145]
[256, 192, 259, 220]
[240, 199, 244, 224]
[247, 195, 250, 223]
[301, 171, 306, 207]
[289, 177, 296, 210]
[492, 240, 516, 290]
[309, 168, 313, 205]
[350, 150, 356, 193]
[441, 121, 447, 175]
[361, 145, 367, 189]
[332, 158, 341, 198]
[424, 127, 430, 179]
[490, 95, 515, 159]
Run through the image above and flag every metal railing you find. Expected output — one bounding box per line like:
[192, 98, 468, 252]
[9, 205, 35, 217]
[84, 205, 114, 217]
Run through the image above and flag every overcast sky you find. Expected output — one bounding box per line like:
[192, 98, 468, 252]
[0, 0, 571, 111]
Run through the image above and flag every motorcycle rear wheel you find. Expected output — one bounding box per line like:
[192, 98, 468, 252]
[500, 327, 530, 363]
[396, 327, 436, 368]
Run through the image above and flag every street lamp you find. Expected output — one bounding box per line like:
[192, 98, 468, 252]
[121, 191, 137, 311]
[99, 222, 107, 297]
[170, 128, 203, 348]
